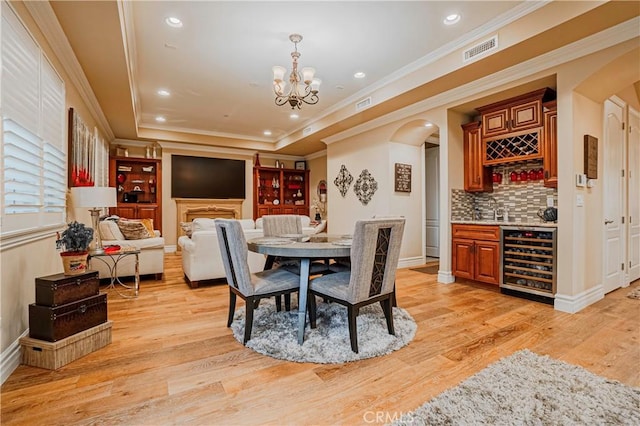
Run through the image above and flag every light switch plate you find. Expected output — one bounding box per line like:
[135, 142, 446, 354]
[576, 173, 587, 187]
[576, 194, 584, 207]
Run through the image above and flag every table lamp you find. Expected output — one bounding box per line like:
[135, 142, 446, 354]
[71, 186, 117, 255]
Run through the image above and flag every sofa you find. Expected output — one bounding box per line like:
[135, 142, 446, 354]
[178, 216, 325, 288]
[93, 219, 165, 280]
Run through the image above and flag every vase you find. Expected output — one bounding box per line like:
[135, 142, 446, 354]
[60, 251, 89, 275]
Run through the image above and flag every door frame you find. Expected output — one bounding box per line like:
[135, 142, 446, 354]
[602, 96, 628, 293]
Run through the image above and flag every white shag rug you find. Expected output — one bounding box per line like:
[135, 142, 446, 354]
[230, 297, 416, 363]
[392, 349, 640, 425]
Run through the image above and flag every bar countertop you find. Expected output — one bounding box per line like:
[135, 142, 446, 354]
[451, 220, 558, 228]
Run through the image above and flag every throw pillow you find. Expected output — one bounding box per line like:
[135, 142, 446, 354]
[99, 220, 125, 241]
[119, 218, 155, 235]
[180, 221, 193, 238]
[117, 220, 151, 240]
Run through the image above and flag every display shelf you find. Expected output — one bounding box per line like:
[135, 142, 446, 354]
[253, 166, 309, 219]
[501, 228, 556, 296]
[109, 156, 162, 230]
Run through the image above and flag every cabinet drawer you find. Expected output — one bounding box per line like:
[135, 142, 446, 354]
[452, 224, 500, 241]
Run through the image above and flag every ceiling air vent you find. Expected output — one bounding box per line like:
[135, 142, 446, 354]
[355, 97, 372, 111]
[463, 35, 498, 63]
[303, 126, 312, 136]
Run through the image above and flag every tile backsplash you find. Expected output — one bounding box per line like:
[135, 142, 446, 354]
[451, 160, 557, 222]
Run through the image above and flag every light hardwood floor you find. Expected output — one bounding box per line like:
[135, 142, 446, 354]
[2, 254, 638, 425]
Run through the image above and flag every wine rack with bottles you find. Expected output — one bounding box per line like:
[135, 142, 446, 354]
[500, 227, 556, 301]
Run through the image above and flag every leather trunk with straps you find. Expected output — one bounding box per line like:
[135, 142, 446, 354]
[28, 293, 107, 342]
[35, 271, 99, 307]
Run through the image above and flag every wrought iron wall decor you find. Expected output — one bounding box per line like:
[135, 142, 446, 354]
[334, 164, 353, 197]
[354, 169, 378, 205]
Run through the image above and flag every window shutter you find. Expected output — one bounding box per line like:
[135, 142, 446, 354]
[2, 120, 42, 214]
[1, 3, 66, 241]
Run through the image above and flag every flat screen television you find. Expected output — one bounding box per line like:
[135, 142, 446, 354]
[171, 155, 246, 199]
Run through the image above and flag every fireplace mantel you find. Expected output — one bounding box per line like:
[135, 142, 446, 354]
[175, 198, 244, 241]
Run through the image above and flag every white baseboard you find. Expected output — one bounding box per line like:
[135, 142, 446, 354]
[165, 245, 177, 253]
[438, 271, 455, 284]
[554, 284, 604, 313]
[398, 256, 426, 269]
[1, 329, 28, 385]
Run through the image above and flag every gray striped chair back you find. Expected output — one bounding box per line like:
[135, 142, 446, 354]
[214, 219, 254, 296]
[347, 218, 405, 304]
[263, 215, 302, 237]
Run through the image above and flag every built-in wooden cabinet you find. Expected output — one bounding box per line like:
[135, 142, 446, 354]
[542, 101, 558, 188]
[253, 166, 309, 219]
[452, 224, 500, 285]
[463, 87, 558, 185]
[109, 157, 162, 231]
[462, 121, 492, 192]
[477, 88, 555, 139]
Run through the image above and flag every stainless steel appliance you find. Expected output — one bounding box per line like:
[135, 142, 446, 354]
[500, 226, 557, 304]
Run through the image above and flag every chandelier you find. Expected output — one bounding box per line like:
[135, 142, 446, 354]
[272, 34, 321, 109]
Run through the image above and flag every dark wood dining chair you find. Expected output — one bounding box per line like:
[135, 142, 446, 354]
[308, 218, 405, 353]
[214, 219, 301, 344]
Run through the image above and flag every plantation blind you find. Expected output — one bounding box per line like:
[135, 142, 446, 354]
[1, 3, 66, 244]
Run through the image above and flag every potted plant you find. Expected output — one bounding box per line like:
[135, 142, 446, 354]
[57, 221, 94, 275]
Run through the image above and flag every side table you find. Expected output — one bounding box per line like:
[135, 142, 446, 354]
[89, 247, 140, 298]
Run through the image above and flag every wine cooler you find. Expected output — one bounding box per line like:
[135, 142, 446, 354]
[500, 227, 557, 303]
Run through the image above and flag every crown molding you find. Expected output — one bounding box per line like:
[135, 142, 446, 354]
[117, 0, 141, 134]
[23, 1, 115, 141]
[323, 17, 640, 145]
[138, 124, 275, 144]
[112, 138, 154, 148]
[305, 150, 327, 161]
[156, 141, 255, 157]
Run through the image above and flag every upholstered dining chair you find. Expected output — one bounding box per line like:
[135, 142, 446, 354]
[214, 219, 301, 344]
[263, 215, 330, 310]
[308, 218, 405, 353]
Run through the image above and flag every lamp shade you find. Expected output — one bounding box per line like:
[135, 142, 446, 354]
[71, 186, 117, 208]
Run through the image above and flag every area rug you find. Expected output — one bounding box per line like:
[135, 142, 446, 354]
[627, 286, 640, 299]
[230, 298, 417, 363]
[392, 349, 640, 425]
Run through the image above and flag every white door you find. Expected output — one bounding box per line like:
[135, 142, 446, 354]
[628, 107, 640, 282]
[603, 98, 626, 293]
[425, 146, 440, 258]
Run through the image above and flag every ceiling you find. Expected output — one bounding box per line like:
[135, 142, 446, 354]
[48, 1, 639, 156]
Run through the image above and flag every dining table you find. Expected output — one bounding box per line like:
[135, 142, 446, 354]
[247, 233, 351, 344]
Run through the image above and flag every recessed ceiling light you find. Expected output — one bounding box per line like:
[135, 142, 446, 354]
[354, 72, 366, 79]
[165, 17, 183, 28]
[424, 122, 433, 127]
[443, 14, 460, 25]
[157, 89, 170, 97]
[155, 116, 166, 123]
[290, 113, 299, 119]
[263, 130, 272, 136]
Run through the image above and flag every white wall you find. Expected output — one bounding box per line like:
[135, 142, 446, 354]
[326, 127, 424, 265]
